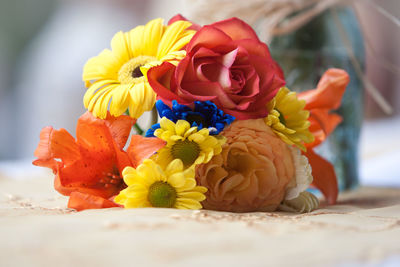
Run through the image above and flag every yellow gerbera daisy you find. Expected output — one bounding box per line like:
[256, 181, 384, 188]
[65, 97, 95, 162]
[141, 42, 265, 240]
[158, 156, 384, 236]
[154, 118, 226, 168]
[264, 87, 314, 151]
[114, 159, 207, 209]
[82, 18, 195, 119]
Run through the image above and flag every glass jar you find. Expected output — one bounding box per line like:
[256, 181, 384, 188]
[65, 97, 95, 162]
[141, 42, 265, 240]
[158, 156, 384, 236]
[269, 7, 365, 191]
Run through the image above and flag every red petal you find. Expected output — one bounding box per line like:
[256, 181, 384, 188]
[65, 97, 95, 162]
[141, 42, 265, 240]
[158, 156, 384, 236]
[304, 149, 338, 204]
[127, 135, 166, 167]
[68, 192, 120, 211]
[211, 17, 259, 41]
[232, 39, 271, 58]
[186, 25, 232, 52]
[148, 62, 183, 105]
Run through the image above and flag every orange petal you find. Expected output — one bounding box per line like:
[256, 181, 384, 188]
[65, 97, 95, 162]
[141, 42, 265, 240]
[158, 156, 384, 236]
[54, 170, 125, 198]
[76, 111, 122, 153]
[33, 126, 80, 172]
[304, 149, 338, 204]
[34, 112, 133, 199]
[306, 110, 343, 149]
[298, 68, 350, 111]
[68, 192, 120, 211]
[58, 111, 132, 196]
[104, 112, 136, 150]
[127, 135, 166, 167]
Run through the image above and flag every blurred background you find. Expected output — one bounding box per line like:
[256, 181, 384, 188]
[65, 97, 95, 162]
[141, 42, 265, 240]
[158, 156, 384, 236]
[0, 0, 399, 187]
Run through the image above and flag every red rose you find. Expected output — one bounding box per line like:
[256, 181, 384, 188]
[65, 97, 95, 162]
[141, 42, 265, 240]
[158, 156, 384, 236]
[148, 18, 285, 119]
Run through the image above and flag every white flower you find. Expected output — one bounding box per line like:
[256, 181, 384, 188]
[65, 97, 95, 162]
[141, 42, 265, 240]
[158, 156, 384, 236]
[284, 146, 313, 200]
[279, 191, 319, 213]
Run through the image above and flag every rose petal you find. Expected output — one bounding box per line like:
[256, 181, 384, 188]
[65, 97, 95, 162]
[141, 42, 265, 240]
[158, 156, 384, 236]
[186, 25, 232, 52]
[211, 18, 259, 41]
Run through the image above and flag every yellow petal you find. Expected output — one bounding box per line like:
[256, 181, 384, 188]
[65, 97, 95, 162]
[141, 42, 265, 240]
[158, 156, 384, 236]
[156, 20, 192, 58]
[88, 85, 115, 119]
[128, 82, 155, 118]
[159, 117, 176, 132]
[168, 31, 195, 53]
[178, 191, 206, 202]
[183, 127, 198, 138]
[109, 84, 133, 117]
[111, 31, 131, 64]
[168, 172, 186, 188]
[126, 25, 145, 57]
[175, 120, 191, 136]
[83, 80, 118, 108]
[188, 133, 205, 143]
[182, 178, 196, 190]
[166, 159, 184, 174]
[193, 186, 208, 194]
[142, 18, 165, 56]
[175, 198, 202, 209]
[159, 50, 187, 65]
[83, 49, 121, 84]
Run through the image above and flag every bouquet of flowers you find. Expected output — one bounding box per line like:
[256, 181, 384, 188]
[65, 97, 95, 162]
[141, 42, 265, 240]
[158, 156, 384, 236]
[33, 15, 349, 213]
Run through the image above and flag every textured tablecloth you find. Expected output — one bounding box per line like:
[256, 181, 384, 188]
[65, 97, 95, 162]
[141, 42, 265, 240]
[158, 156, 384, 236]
[0, 171, 399, 267]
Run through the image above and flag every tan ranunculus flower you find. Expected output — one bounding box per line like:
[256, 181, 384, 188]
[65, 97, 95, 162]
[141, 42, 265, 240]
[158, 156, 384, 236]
[196, 119, 296, 212]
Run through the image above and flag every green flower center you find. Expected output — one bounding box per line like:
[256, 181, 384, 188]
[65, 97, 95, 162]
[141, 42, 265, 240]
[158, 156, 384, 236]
[171, 139, 200, 167]
[148, 181, 177, 208]
[276, 109, 286, 125]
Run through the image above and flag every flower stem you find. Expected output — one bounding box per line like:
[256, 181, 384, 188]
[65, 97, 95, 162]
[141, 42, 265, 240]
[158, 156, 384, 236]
[126, 109, 144, 135]
[151, 106, 159, 126]
[134, 123, 144, 135]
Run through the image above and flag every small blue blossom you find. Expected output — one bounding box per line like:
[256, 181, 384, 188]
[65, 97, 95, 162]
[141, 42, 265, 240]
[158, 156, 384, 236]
[145, 100, 235, 137]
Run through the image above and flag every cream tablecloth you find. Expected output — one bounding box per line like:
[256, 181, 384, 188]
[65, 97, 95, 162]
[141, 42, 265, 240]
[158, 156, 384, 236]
[0, 170, 399, 267]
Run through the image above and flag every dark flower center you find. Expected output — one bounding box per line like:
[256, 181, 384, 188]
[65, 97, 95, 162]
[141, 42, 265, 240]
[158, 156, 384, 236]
[131, 66, 144, 78]
[185, 114, 209, 128]
[148, 181, 177, 208]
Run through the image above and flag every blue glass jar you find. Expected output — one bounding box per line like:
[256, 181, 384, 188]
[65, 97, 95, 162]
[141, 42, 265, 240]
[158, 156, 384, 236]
[269, 7, 365, 191]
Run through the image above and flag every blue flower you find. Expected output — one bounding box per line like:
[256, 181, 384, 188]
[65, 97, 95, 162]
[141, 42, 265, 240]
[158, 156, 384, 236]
[145, 100, 235, 137]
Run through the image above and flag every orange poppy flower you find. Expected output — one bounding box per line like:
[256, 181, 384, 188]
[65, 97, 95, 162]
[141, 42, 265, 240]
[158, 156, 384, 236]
[33, 111, 165, 211]
[298, 68, 350, 204]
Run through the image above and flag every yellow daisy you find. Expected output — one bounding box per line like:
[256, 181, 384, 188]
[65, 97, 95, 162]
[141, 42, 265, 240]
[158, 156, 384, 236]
[154, 118, 226, 168]
[82, 18, 195, 119]
[114, 159, 207, 209]
[264, 87, 314, 151]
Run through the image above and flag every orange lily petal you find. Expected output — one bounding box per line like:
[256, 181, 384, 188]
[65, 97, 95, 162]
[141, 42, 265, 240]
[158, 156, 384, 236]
[299, 68, 349, 148]
[68, 192, 120, 211]
[297, 69, 348, 204]
[298, 68, 350, 111]
[76, 111, 134, 155]
[304, 149, 338, 204]
[33, 127, 80, 172]
[33, 111, 135, 199]
[127, 135, 166, 167]
[306, 110, 342, 148]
